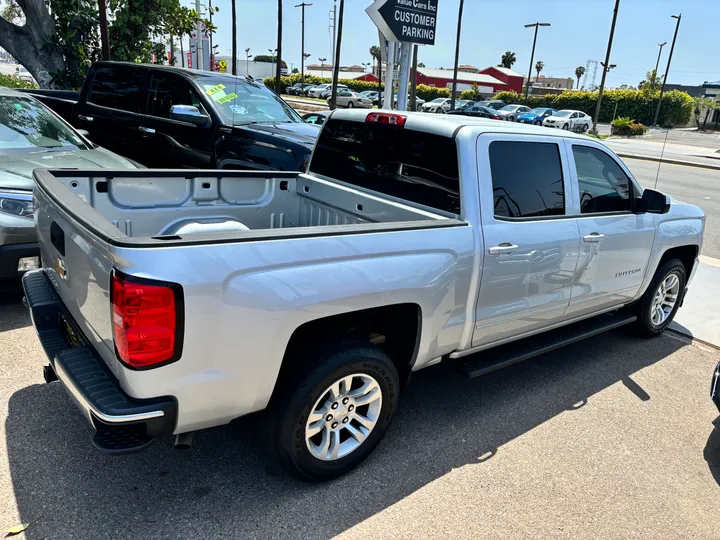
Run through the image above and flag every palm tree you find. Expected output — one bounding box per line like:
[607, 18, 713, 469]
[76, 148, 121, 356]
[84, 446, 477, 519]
[575, 65, 586, 89]
[535, 60, 544, 81]
[499, 51, 516, 69]
[231, 0, 237, 75]
[370, 45, 382, 96]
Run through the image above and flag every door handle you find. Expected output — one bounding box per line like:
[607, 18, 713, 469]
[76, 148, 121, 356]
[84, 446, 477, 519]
[583, 233, 605, 243]
[77, 115, 93, 122]
[138, 126, 156, 134]
[489, 242, 519, 255]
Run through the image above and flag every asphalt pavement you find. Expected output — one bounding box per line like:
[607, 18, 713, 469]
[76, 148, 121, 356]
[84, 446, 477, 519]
[1, 294, 720, 539]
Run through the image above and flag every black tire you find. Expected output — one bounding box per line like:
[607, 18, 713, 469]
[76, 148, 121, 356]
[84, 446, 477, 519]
[581, 123, 589, 132]
[562, 123, 569, 130]
[347, 101, 354, 108]
[535, 120, 542, 125]
[269, 340, 400, 481]
[634, 259, 686, 337]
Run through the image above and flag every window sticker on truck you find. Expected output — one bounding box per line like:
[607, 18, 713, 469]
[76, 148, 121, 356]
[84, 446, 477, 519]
[205, 84, 226, 96]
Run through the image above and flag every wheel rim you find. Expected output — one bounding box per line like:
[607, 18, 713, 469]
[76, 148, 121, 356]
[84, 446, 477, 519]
[650, 272, 680, 326]
[305, 373, 382, 461]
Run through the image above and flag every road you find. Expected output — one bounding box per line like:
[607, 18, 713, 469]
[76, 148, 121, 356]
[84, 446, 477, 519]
[625, 158, 720, 259]
[1, 294, 720, 538]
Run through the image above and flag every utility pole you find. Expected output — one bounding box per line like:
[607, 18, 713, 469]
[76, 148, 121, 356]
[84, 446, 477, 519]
[409, 44, 418, 111]
[196, 0, 204, 70]
[331, 0, 337, 69]
[98, 0, 110, 60]
[295, 2, 313, 86]
[231, 0, 236, 74]
[591, 0, 620, 133]
[654, 41, 667, 86]
[275, 0, 283, 94]
[209, 0, 214, 70]
[450, 0, 465, 111]
[653, 14, 681, 126]
[524, 22, 551, 98]
[329, 0, 344, 110]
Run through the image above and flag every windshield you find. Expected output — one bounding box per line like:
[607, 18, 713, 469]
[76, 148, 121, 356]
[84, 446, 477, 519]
[500, 105, 518, 112]
[431, 98, 446, 103]
[198, 75, 302, 125]
[0, 96, 86, 151]
[531, 108, 548, 114]
[554, 110, 571, 117]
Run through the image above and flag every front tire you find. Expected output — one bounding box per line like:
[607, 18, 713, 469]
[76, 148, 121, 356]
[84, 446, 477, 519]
[270, 340, 400, 481]
[347, 101, 354, 108]
[562, 123, 569, 130]
[535, 120, 542, 125]
[634, 259, 686, 336]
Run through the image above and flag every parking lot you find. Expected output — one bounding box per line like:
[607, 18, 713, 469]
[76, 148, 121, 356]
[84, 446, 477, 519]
[1, 294, 719, 538]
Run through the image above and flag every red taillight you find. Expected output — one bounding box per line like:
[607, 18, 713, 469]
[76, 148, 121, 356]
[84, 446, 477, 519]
[492, 115, 500, 120]
[111, 271, 183, 369]
[365, 112, 407, 127]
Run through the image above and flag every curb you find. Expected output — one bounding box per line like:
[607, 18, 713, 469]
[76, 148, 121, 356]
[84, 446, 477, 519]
[616, 152, 720, 171]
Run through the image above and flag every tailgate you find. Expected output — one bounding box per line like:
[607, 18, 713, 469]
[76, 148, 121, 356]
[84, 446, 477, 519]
[33, 173, 119, 375]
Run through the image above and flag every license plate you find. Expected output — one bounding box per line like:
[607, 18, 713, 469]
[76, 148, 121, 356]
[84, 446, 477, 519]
[60, 313, 79, 348]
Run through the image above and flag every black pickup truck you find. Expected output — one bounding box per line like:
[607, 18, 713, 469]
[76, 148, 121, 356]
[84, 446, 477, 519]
[25, 62, 319, 170]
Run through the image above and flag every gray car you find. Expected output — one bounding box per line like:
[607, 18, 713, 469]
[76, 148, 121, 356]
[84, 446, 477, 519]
[0, 88, 138, 283]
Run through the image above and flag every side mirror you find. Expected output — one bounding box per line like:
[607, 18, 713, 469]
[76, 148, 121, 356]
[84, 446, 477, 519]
[639, 188, 671, 214]
[169, 104, 209, 126]
[76, 129, 90, 137]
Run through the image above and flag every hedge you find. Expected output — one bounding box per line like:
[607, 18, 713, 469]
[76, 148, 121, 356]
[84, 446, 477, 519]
[492, 88, 693, 126]
[0, 73, 38, 90]
[264, 73, 384, 94]
[415, 84, 451, 101]
[611, 117, 648, 136]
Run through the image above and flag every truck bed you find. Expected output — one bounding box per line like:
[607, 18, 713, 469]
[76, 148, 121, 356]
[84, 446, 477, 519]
[33, 169, 451, 246]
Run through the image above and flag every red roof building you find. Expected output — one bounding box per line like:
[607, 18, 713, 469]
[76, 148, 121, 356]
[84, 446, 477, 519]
[478, 67, 525, 93]
[410, 68, 507, 94]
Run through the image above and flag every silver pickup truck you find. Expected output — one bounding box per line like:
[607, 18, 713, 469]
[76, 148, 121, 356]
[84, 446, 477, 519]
[22, 110, 704, 481]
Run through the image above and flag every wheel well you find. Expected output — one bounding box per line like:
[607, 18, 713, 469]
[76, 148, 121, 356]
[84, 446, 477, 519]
[278, 304, 421, 389]
[658, 245, 698, 277]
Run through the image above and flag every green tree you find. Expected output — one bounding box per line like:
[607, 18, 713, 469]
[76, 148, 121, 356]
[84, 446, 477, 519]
[692, 96, 715, 130]
[253, 54, 287, 68]
[534, 60, 544, 81]
[370, 44, 382, 96]
[291, 67, 299, 74]
[499, 51, 516, 69]
[639, 69, 662, 93]
[417, 61, 425, 68]
[575, 65, 586, 89]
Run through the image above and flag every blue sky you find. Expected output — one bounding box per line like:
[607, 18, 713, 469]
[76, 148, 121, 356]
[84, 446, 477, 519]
[186, 0, 719, 88]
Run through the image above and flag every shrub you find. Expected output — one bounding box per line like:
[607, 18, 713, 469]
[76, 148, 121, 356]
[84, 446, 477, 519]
[491, 88, 694, 126]
[264, 74, 383, 95]
[414, 84, 451, 101]
[611, 117, 648, 136]
[459, 89, 476, 101]
[0, 73, 39, 90]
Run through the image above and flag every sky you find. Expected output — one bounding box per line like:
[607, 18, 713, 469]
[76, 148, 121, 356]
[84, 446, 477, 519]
[182, 0, 719, 88]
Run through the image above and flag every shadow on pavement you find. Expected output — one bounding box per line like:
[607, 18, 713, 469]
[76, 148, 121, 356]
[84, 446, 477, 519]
[6, 331, 686, 539]
[704, 417, 720, 486]
[0, 296, 30, 333]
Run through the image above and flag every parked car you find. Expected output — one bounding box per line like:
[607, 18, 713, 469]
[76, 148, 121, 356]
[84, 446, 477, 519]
[330, 90, 373, 109]
[497, 104, 532, 121]
[446, 104, 501, 119]
[320, 84, 349, 99]
[302, 111, 329, 125]
[421, 97, 451, 113]
[287, 83, 315, 96]
[543, 109, 592, 132]
[24, 62, 318, 171]
[23, 109, 704, 482]
[476, 100, 505, 111]
[14, 66, 34, 84]
[0, 87, 138, 285]
[517, 107, 557, 125]
[393, 94, 426, 108]
[307, 83, 332, 98]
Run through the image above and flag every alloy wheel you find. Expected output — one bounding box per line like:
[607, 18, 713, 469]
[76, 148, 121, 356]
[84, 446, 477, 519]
[650, 272, 680, 326]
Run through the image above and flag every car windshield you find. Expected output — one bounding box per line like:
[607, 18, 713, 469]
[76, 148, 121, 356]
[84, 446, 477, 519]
[554, 110, 571, 117]
[531, 108, 548, 114]
[500, 105, 518, 111]
[197, 75, 302, 125]
[0, 95, 86, 152]
[431, 98, 446, 103]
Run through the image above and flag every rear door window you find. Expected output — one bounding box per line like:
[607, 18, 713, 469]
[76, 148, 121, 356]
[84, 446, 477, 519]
[489, 141, 565, 218]
[309, 119, 460, 214]
[88, 67, 145, 113]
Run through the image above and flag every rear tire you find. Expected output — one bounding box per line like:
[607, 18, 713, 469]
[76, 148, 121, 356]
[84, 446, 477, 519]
[269, 340, 400, 481]
[634, 259, 686, 337]
[562, 123, 569, 130]
[581, 123, 589, 132]
[535, 120, 542, 125]
[348, 101, 354, 108]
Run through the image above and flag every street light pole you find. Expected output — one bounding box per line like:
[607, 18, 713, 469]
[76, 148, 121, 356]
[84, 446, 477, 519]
[653, 14, 681, 126]
[329, 0, 345, 110]
[591, 0, 620, 133]
[654, 41, 667, 86]
[524, 22, 551, 99]
[319, 57, 327, 77]
[295, 2, 313, 87]
[245, 48, 252, 75]
[275, 0, 283, 94]
[450, 0, 464, 111]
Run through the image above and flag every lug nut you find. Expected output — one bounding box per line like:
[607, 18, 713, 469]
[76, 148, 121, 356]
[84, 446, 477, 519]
[342, 397, 349, 405]
[326, 414, 333, 421]
[331, 422, 338, 429]
[342, 417, 349, 424]
[331, 402, 339, 410]
[348, 405, 354, 412]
